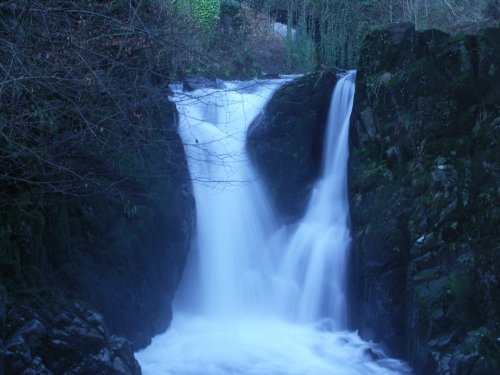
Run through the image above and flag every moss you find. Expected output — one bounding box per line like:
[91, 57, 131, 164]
[352, 23, 500, 371]
[478, 331, 500, 371]
[219, 0, 239, 16]
[0, 201, 46, 291]
[413, 275, 448, 314]
[354, 161, 393, 192]
[413, 267, 443, 283]
[174, 0, 220, 29]
[448, 270, 477, 327]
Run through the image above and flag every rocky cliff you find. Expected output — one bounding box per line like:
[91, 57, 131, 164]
[1, 2, 197, 373]
[0, 109, 195, 374]
[348, 23, 499, 374]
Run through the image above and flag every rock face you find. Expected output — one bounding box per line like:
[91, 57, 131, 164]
[41, 124, 195, 349]
[348, 23, 499, 373]
[247, 70, 339, 222]
[2, 299, 141, 375]
[0, 103, 195, 370]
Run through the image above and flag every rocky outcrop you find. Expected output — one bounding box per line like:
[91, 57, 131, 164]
[247, 70, 339, 222]
[0, 103, 195, 369]
[0, 3, 198, 373]
[41, 125, 195, 349]
[348, 23, 499, 374]
[183, 76, 223, 91]
[2, 297, 140, 375]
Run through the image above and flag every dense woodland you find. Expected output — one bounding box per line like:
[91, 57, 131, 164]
[0, 0, 499, 374]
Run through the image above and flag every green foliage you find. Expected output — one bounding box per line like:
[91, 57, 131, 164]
[354, 160, 393, 191]
[194, 0, 221, 27]
[240, 0, 499, 70]
[478, 330, 500, 371]
[285, 12, 316, 71]
[208, 2, 288, 77]
[220, 0, 241, 14]
[174, 0, 221, 28]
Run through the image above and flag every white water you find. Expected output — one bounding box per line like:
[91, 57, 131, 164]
[137, 74, 412, 374]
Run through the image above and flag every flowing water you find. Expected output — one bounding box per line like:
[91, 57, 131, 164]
[136, 73, 412, 374]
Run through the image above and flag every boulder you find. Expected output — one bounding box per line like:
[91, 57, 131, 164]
[247, 69, 340, 222]
[4, 302, 141, 375]
[183, 76, 223, 91]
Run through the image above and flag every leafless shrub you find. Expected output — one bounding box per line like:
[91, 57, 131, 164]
[0, 0, 208, 207]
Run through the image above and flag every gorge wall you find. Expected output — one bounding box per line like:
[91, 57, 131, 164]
[348, 23, 499, 373]
[1, 108, 195, 374]
[1, 2, 198, 373]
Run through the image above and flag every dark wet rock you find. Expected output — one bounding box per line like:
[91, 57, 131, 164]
[3, 301, 141, 375]
[432, 329, 500, 375]
[0, 100, 195, 352]
[5, 334, 32, 372]
[259, 72, 281, 79]
[183, 76, 223, 91]
[247, 70, 339, 222]
[348, 23, 500, 373]
[14, 320, 46, 351]
[0, 102, 194, 372]
[53, 129, 193, 349]
[1, 6, 196, 369]
[0, 288, 5, 375]
[21, 356, 52, 375]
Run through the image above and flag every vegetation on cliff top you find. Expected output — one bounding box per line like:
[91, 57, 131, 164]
[212, 0, 499, 72]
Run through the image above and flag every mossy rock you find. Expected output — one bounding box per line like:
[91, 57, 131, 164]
[349, 23, 500, 372]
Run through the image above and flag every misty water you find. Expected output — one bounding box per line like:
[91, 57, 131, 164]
[136, 73, 412, 374]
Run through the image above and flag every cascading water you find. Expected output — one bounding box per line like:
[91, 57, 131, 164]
[277, 72, 355, 326]
[172, 80, 283, 317]
[136, 74, 412, 375]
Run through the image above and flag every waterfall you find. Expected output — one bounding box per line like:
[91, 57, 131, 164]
[172, 79, 284, 317]
[278, 72, 355, 326]
[136, 74, 412, 375]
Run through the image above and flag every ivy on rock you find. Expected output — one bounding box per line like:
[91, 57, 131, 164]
[174, 0, 221, 28]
